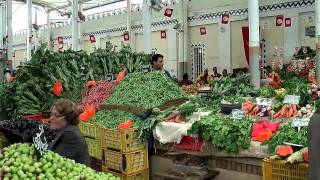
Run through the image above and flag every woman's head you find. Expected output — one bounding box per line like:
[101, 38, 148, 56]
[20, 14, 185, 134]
[48, 99, 82, 130]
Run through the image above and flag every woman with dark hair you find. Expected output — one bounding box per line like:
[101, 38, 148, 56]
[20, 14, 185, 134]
[48, 99, 90, 166]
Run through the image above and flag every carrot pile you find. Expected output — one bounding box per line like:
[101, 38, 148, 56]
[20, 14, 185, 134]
[273, 104, 298, 118]
[242, 101, 256, 115]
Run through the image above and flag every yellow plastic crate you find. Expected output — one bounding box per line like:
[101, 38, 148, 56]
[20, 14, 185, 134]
[101, 128, 146, 153]
[102, 148, 148, 174]
[79, 122, 103, 139]
[103, 168, 149, 180]
[263, 159, 308, 180]
[85, 137, 102, 160]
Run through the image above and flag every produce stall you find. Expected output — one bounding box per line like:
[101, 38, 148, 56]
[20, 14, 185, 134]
[0, 45, 316, 180]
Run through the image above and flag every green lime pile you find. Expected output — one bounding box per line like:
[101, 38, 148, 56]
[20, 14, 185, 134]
[0, 143, 119, 180]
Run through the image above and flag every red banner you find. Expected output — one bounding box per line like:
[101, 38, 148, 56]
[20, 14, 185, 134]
[276, 16, 284, 26]
[123, 32, 129, 41]
[242, 26, 249, 65]
[160, 30, 167, 39]
[164, 8, 173, 17]
[285, 18, 292, 27]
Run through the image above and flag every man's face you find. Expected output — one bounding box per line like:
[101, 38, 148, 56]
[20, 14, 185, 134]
[204, 70, 208, 76]
[153, 57, 164, 70]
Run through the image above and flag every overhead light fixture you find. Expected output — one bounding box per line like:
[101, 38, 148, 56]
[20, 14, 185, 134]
[151, 0, 163, 12]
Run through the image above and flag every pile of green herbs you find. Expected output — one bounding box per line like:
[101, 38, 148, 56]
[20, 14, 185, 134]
[0, 43, 151, 120]
[188, 115, 255, 153]
[280, 79, 311, 106]
[262, 123, 307, 153]
[210, 74, 256, 97]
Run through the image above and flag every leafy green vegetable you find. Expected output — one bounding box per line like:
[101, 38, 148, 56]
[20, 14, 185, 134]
[258, 87, 277, 98]
[262, 123, 307, 152]
[210, 74, 256, 97]
[106, 72, 188, 109]
[280, 79, 311, 106]
[188, 115, 255, 153]
[0, 43, 151, 119]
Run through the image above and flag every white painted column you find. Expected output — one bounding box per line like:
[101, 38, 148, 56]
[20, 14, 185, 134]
[96, 36, 101, 49]
[177, 0, 188, 80]
[127, 0, 132, 46]
[283, 12, 299, 64]
[218, 22, 231, 73]
[47, 11, 52, 50]
[248, 0, 260, 88]
[143, 0, 152, 53]
[34, 8, 38, 50]
[167, 29, 178, 78]
[182, 0, 189, 75]
[72, 0, 80, 51]
[316, 0, 320, 85]
[130, 33, 136, 51]
[0, 3, 5, 82]
[78, 3, 83, 47]
[26, 0, 32, 61]
[7, 0, 13, 66]
[0, 4, 5, 49]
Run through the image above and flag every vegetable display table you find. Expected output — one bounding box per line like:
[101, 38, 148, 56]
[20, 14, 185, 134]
[155, 141, 271, 158]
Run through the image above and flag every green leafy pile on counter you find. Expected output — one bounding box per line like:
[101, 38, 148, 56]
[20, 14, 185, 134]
[89, 42, 151, 80]
[8, 47, 85, 117]
[258, 87, 277, 98]
[262, 123, 307, 153]
[0, 43, 151, 119]
[0, 83, 17, 120]
[280, 79, 311, 106]
[90, 110, 141, 129]
[210, 74, 256, 97]
[188, 115, 254, 153]
[106, 72, 188, 109]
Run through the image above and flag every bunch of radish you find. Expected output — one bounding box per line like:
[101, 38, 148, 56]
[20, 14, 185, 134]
[253, 105, 275, 117]
[309, 84, 320, 100]
[296, 104, 314, 118]
[82, 80, 117, 110]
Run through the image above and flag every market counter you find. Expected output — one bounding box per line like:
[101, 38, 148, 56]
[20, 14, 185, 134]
[154, 141, 271, 159]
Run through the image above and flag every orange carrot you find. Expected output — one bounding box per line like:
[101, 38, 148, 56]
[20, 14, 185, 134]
[277, 106, 287, 118]
[292, 105, 298, 117]
[288, 105, 294, 117]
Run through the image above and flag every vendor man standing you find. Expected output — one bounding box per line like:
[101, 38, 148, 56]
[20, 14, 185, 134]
[151, 54, 172, 79]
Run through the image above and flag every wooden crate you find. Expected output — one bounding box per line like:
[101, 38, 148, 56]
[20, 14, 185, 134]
[102, 148, 148, 174]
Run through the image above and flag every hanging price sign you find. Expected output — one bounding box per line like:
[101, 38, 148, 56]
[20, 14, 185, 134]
[33, 124, 48, 160]
[256, 97, 272, 106]
[292, 117, 310, 128]
[283, 95, 300, 105]
[231, 109, 245, 120]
